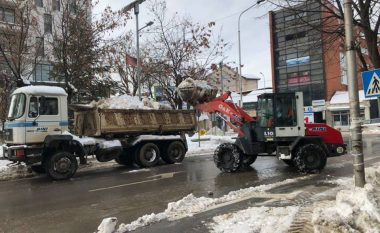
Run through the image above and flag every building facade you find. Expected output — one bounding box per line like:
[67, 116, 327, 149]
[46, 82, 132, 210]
[269, 2, 375, 129]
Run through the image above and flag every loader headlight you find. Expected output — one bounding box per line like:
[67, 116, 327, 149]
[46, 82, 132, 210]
[336, 146, 344, 154]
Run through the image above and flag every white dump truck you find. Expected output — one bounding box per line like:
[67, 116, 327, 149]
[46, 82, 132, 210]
[2, 86, 196, 180]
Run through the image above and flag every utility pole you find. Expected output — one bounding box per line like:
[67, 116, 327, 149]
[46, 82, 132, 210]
[344, 0, 365, 187]
[220, 62, 225, 135]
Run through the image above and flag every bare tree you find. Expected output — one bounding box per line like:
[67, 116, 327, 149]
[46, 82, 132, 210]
[143, 0, 226, 109]
[0, 0, 43, 121]
[51, 0, 125, 103]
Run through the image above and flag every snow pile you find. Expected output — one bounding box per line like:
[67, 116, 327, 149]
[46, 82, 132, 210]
[97, 217, 118, 233]
[186, 134, 236, 157]
[98, 176, 312, 232]
[208, 206, 299, 233]
[312, 164, 380, 232]
[0, 162, 33, 181]
[87, 95, 172, 110]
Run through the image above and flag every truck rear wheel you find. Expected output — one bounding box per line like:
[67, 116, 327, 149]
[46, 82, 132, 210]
[45, 152, 78, 180]
[135, 143, 160, 168]
[162, 141, 186, 164]
[294, 144, 327, 173]
[214, 143, 242, 172]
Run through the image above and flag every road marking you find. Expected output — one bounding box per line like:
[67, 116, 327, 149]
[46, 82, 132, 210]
[88, 172, 182, 192]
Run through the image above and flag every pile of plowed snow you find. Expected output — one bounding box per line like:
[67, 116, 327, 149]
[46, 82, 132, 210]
[87, 95, 172, 110]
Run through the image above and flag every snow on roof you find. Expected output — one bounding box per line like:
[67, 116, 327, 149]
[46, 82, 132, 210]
[330, 90, 376, 104]
[13, 85, 67, 96]
[242, 88, 273, 103]
[243, 74, 261, 80]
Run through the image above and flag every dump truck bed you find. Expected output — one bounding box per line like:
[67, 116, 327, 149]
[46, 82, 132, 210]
[73, 107, 196, 137]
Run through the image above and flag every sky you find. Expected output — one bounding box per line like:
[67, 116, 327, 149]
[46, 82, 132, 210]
[94, 0, 276, 89]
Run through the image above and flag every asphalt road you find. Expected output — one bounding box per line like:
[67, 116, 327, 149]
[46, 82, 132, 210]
[0, 134, 379, 233]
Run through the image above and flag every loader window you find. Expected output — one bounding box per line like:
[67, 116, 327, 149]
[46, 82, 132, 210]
[275, 95, 297, 127]
[257, 96, 273, 128]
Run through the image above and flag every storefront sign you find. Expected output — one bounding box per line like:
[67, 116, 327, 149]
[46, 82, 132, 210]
[288, 75, 311, 84]
[286, 56, 310, 66]
[312, 99, 326, 106]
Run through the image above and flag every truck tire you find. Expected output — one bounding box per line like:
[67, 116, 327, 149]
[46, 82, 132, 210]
[115, 149, 134, 166]
[293, 143, 327, 173]
[45, 152, 78, 180]
[135, 143, 160, 168]
[30, 164, 46, 174]
[162, 141, 186, 164]
[214, 143, 242, 172]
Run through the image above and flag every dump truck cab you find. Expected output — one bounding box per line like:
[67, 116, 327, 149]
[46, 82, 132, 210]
[3, 86, 68, 162]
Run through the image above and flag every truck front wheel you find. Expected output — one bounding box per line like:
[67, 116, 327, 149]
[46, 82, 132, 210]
[45, 152, 78, 180]
[135, 143, 160, 168]
[214, 143, 242, 173]
[162, 141, 186, 164]
[293, 144, 327, 173]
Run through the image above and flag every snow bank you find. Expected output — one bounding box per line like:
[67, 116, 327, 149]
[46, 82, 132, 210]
[208, 206, 299, 233]
[98, 176, 313, 232]
[312, 164, 380, 232]
[97, 217, 118, 233]
[186, 134, 236, 157]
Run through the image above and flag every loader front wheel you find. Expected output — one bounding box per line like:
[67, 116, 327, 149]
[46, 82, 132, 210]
[213, 143, 242, 173]
[294, 143, 327, 173]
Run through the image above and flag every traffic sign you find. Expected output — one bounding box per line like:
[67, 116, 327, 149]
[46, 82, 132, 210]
[362, 69, 380, 98]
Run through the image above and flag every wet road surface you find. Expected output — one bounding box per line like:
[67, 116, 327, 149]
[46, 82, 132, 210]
[0, 135, 379, 233]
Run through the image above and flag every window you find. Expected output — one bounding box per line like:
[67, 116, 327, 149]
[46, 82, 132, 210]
[8, 94, 26, 120]
[275, 94, 297, 127]
[3, 8, 15, 23]
[44, 14, 52, 34]
[29, 97, 59, 117]
[35, 63, 54, 82]
[53, 0, 60, 11]
[35, 0, 43, 7]
[36, 37, 44, 57]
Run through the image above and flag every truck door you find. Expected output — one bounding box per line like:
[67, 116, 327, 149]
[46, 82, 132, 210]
[274, 93, 305, 138]
[26, 96, 62, 143]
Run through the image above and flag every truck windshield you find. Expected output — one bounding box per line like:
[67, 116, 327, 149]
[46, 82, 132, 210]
[8, 93, 26, 120]
[257, 96, 273, 128]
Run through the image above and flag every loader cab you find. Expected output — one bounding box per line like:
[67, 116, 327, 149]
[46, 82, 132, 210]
[256, 92, 305, 141]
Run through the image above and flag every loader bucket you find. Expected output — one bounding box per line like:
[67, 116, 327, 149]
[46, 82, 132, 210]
[177, 78, 218, 106]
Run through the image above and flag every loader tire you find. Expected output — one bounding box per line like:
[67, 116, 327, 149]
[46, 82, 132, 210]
[282, 159, 295, 167]
[242, 154, 257, 167]
[294, 143, 327, 173]
[213, 143, 242, 173]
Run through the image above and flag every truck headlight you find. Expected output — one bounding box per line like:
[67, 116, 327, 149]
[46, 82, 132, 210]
[336, 146, 344, 154]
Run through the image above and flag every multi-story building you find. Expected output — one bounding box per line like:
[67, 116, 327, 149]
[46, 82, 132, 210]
[207, 65, 259, 94]
[269, 1, 377, 129]
[0, 0, 90, 86]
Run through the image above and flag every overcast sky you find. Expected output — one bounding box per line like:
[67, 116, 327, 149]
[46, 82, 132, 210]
[94, 0, 275, 88]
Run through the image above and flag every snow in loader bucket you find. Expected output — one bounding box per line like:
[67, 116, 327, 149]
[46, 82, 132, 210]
[177, 78, 218, 106]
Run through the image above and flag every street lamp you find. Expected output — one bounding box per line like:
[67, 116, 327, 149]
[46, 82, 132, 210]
[260, 72, 265, 89]
[122, 0, 147, 100]
[238, 0, 265, 107]
[139, 21, 154, 32]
